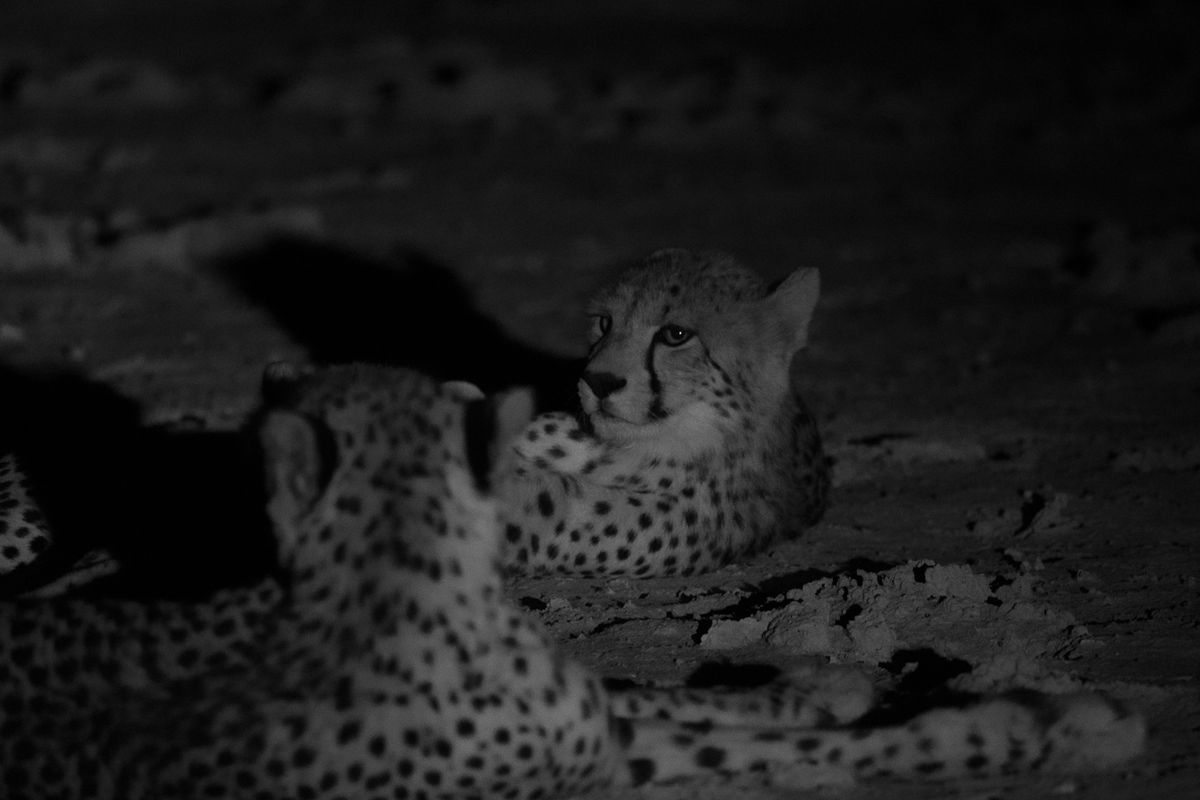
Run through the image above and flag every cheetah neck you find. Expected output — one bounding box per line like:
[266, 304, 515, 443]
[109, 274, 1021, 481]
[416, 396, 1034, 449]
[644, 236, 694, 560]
[590, 400, 728, 464]
[599, 406, 782, 482]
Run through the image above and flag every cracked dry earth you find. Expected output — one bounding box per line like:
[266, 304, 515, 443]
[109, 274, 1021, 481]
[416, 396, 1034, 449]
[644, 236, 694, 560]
[3, 4, 1200, 799]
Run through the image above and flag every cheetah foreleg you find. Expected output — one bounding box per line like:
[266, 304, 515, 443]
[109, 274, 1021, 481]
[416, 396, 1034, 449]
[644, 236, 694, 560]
[509, 412, 610, 475]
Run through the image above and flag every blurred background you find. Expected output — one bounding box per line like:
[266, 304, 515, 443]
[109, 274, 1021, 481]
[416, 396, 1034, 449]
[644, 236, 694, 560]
[3, 1, 1198, 372]
[3, 0, 1198, 408]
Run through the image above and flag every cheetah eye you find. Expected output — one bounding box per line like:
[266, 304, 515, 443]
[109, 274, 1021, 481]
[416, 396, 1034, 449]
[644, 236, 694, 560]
[656, 325, 693, 347]
[589, 314, 612, 342]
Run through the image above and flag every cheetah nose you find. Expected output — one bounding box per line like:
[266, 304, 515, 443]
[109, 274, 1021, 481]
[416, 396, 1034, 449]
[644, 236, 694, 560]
[582, 371, 627, 399]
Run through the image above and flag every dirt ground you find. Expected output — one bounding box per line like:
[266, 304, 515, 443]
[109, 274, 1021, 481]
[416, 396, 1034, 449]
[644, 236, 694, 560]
[1, 2, 1198, 798]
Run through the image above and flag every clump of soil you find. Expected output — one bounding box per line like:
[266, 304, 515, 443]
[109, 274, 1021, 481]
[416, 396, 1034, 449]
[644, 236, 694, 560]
[701, 560, 1083, 673]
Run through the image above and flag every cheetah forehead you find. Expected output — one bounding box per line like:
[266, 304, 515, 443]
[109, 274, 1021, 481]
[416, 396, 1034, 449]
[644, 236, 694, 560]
[265, 365, 496, 548]
[589, 249, 769, 320]
[265, 364, 474, 476]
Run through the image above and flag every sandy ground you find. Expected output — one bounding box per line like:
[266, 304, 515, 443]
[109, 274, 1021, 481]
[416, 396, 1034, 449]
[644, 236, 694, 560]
[1, 2, 1199, 798]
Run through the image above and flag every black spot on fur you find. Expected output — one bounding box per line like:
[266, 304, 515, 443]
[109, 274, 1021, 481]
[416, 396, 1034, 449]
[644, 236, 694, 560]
[696, 747, 726, 769]
[628, 758, 656, 786]
[537, 491, 555, 517]
[337, 720, 361, 745]
[335, 495, 362, 514]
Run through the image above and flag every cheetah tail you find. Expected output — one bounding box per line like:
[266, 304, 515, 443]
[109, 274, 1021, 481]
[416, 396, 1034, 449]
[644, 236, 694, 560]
[615, 690, 1146, 788]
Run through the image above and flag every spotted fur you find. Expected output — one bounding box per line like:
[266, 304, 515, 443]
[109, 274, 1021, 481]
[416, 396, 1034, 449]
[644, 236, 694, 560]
[0, 250, 827, 587]
[0, 366, 618, 799]
[0, 452, 53, 578]
[618, 689, 1146, 785]
[0, 365, 1145, 797]
[497, 249, 830, 576]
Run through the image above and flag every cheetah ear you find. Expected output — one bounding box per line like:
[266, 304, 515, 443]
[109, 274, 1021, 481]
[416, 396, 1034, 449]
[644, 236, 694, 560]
[259, 410, 332, 526]
[442, 380, 486, 402]
[765, 267, 820, 351]
[462, 387, 535, 491]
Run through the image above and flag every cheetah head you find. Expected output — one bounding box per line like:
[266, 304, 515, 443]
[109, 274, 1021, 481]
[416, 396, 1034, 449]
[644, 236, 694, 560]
[580, 249, 819, 456]
[255, 364, 533, 612]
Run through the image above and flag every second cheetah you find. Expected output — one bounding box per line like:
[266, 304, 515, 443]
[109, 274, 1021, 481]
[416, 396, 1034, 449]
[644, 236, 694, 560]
[497, 248, 830, 577]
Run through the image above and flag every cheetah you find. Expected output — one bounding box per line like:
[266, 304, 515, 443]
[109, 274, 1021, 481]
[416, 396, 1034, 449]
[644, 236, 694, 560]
[497, 248, 830, 577]
[0, 364, 1145, 797]
[0, 249, 823, 588]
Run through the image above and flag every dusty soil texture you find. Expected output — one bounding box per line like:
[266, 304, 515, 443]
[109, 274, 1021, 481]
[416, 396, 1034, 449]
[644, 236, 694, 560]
[2, 2, 1199, 798]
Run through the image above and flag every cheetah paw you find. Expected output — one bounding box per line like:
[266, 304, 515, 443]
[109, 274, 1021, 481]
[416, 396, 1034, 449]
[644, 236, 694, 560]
[513, 413, 607, 474]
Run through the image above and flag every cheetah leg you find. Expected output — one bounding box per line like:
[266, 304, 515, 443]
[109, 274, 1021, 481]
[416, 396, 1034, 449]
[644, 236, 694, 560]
[508, 412, 608, 474]
[616, 690, 1146, 788]
[609, 665, 873, 728]
[20, 547, 121, 598]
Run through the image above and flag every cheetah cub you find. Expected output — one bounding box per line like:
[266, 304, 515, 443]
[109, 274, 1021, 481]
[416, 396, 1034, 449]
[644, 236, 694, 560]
[497, 248, 829, 577]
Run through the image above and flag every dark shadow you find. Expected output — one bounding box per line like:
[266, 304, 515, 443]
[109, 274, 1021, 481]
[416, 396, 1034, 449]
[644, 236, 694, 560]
[748, 566, 831, 601]
[741, 558, 898, 609]
[849, 648, 976, 727]
[0, 363, 273, 600]
[602, 662, 783, 693]
[1135, 303, 1200, 336]
[683, 661, 783, 688]
[684, 559, 903, 645]
[880, 647, 974, 696]
[209, 237, 582, 412]
[0, 238, 583, 599]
